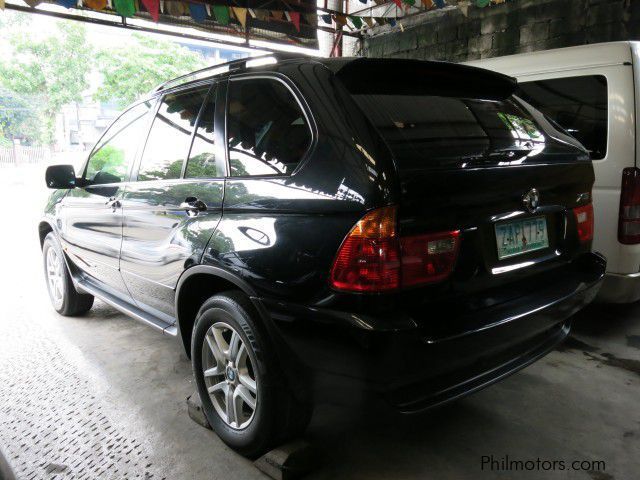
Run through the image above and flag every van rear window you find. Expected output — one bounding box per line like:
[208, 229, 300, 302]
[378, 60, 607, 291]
[516, 75, 608, 160]
[352, 94, 544, 170]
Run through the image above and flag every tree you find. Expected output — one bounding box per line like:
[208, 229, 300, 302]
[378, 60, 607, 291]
[94, 34, 207, 108]
[0, 87, 39, 144]
[0, 17, 93, 144]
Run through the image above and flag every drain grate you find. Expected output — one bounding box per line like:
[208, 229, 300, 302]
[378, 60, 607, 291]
[0, 315, 159, 479]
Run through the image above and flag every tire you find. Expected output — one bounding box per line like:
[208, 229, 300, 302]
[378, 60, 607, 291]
[43, 232, 94, 316]
[191, 291, 312, 457]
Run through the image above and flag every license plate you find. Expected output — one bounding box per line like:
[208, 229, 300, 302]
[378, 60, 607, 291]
[495, 216, 549, 260]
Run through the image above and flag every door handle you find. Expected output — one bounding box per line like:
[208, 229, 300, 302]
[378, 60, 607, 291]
[180, 197, 207, 216]
[105, 197, 121, 211]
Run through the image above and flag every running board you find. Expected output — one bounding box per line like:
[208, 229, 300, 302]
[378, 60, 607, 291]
[75, 276, 178, 336]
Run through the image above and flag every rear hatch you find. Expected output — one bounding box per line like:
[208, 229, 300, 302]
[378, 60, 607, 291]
[335, 59, 595, 330]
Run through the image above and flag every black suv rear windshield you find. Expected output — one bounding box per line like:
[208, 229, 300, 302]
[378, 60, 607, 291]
[352, 94, 544, 170]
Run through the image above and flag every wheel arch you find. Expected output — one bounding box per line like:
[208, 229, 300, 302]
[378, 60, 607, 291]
[38, 220, 55, 248]
[175, 265, 260, 358]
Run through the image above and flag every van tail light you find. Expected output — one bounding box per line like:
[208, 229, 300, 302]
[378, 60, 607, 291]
[573, 203, 594, 244]
[330, 206, 460, 292]
[619, 167, 640, 244]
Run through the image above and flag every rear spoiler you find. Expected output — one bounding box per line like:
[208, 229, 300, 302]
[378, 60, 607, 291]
[321, 57, 517, 101]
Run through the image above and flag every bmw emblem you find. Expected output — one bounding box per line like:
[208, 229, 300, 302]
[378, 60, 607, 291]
[522, 188, 540, 213]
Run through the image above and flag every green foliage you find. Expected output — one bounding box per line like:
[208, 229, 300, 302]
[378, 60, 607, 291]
[94, 34, 207, 108]
[89, 144, 125, 172]
[0, 87, 40, 144]
[0, 15, 92, 144]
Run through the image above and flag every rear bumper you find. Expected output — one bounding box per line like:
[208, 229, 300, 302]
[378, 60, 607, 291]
[257, 253, 605, 412]
[596, 272, 640, 304]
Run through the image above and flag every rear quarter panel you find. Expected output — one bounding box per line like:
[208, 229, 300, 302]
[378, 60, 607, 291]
[202, 63, 400, 303]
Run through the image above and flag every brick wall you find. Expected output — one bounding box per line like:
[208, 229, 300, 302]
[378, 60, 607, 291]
[362, 0, 640, 62]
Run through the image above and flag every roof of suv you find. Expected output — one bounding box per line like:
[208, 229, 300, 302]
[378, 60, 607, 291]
[153, 53, 517, 102]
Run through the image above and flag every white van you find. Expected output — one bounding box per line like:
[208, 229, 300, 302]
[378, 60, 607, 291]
[467, 41, 640, 303]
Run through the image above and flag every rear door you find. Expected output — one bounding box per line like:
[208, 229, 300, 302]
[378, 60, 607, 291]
[120, 82, 226, 317]
[351, 90, 594, 299]
[59, 101, 153, 298]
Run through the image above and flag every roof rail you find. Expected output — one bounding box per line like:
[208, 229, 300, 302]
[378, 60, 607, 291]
[152, 52, 305, 94]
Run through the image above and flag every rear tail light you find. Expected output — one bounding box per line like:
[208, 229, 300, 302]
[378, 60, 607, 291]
[619, 167, 640, 244]
[330, 206, 460, 292]
[329, 206, 401, 292]
[573, 203, 594, 243]
[400, 231, 460, 286]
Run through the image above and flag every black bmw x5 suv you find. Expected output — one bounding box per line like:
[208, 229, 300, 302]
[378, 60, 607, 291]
[41, 55, 605, 456]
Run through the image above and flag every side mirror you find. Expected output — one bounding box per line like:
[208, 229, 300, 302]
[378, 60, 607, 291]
[45, 165, 77, 189]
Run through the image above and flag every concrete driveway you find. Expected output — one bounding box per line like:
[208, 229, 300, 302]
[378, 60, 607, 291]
[0, 165, 638, 479]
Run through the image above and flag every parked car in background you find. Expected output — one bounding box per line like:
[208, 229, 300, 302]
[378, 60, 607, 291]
[40, 55, 605, 457]
[467, 42, 640, 303]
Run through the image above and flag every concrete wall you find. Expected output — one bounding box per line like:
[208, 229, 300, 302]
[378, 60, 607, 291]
[362, 0, 640, 62]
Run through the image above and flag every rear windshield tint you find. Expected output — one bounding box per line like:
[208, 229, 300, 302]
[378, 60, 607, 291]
[516, 75, 607, 160]
[352, 94, 544, 169]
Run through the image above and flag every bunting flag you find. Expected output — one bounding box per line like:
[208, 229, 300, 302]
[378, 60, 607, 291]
[56, 0, 77, 8]
[303, 13, 317, 26]
[232, 7, 248, 29]
[476, 0, 490, 6]
[271, 10, 285, 20]
[363, 17, 375, 28]
[166, 0, 186, 16]
[189, 3, 207, 23]
[391, 0, 402, 6]
[434, 0, 446, 7]
[84, 0, 107, 10]
[320, 14, 332, 24]
[142, 0, 160, 21]
[113, 0, 135, 16]
[402, 0, 415, 5]
[213, 5, 230, 24]
[421, 0, 434, 7]
[255, 9, 269, 21]
[373, 0, 385, 4]
[24, 0, 43, 6]
[334, 14, 347, 27]
[458, 0, 470, 16]
[0, 0, 5, 9]
[349, 15, 363, 29]
[290, 11, 301, 31]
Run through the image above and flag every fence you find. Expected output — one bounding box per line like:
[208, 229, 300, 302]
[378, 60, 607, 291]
[0, 145, 52, 166]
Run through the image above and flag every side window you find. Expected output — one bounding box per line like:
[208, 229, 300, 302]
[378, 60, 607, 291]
[185, 87, 220, 178]
[227, 78, 311, 176]
[85, 102, 152, 185]
[517, 75, 608, 160]
[137, 85, 210, 181]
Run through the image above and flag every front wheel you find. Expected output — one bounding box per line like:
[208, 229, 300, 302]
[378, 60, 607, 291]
[191, 291, 312, 457]
[42, 233, 94, 316]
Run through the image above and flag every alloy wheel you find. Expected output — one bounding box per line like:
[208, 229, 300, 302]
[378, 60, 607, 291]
[46, 246, 64, 309]
[201, 322, 258, 429]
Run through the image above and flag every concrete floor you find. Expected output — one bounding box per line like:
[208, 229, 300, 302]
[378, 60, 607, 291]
[1, 165, 639, 480]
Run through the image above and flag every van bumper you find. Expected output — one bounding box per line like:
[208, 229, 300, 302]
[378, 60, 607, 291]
[596, 272, 640, 304]
[258, 253, 605, 412]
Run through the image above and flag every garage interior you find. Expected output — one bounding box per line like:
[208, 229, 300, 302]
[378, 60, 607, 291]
[1, 0, 640, 479]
